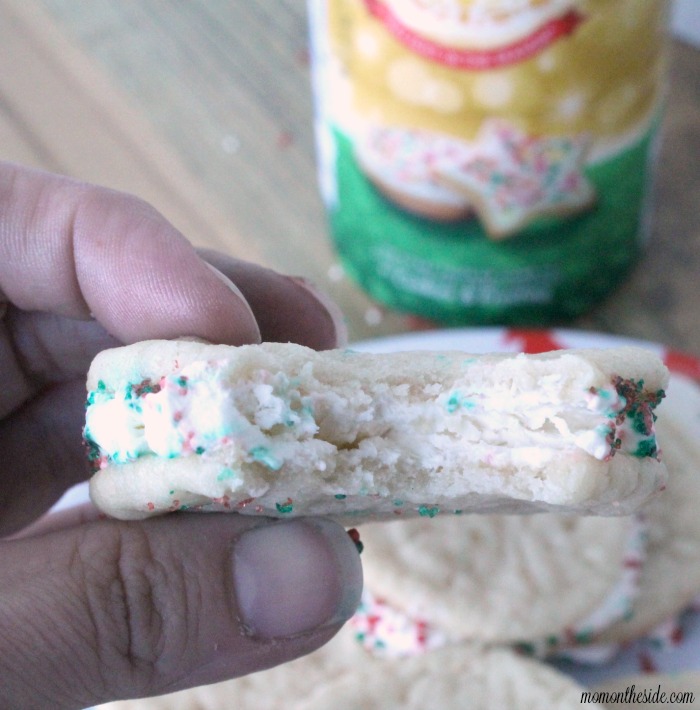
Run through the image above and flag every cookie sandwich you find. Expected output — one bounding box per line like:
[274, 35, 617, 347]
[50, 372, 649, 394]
[84, 340, 668, 522]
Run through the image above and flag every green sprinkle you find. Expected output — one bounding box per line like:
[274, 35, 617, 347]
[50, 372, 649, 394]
[84, 436, 102, 462]
[634, 439, 658, 458]
[250, 446, 282, 470]
[176, 376, 188, 388]
[276, 499, 294, 514]
[393, 499, 404, 507]
[129, 379, 161, 398]
[97, 380, 106, 391]
[334, 494, 347, 500]
[514, 642, 536, 656]
[574, 629, 594, 644]
[194, 446, 205, 455]
[630, 410, 649, 434]
[453, 509, 463, 515]
[169, 490, 175, 495]
[418, 505, 440, 518]
[446, 392, 461, 414]
[445, 390, 475, 413]
[217, 467, 236, 481]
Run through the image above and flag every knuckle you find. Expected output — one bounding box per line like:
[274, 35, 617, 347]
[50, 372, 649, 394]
[69, 524, 187, 696]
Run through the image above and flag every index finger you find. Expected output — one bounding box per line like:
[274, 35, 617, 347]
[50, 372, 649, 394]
[0, 161, 260, 345]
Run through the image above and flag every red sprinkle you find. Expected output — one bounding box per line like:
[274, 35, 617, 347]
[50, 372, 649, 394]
[213, 495, 231, 509]
[416, 620, 428, 647]
[131, 378, 161, 398]
[671, 625, 684, 645]
[276, 131, 294, 149]
[347, 528, 364, 554]
[406, 315, 439, 331]
[638, 650, 658, 673]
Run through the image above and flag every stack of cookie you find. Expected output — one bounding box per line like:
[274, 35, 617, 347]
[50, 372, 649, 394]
[89, 341, 700, 709]
[356, 370, 700, 656]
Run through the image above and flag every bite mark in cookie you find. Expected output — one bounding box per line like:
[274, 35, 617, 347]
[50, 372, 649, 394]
[84, 340, 667, 522]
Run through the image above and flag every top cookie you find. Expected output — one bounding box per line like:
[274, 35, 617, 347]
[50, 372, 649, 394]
[85, 340, 668, 522]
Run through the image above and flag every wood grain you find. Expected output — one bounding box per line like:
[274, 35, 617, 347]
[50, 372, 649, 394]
[0, 0, 257, 259]
[5, 0, 700, 347]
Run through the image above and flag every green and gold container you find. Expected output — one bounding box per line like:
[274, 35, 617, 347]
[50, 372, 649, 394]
[308, 0, 669, 324]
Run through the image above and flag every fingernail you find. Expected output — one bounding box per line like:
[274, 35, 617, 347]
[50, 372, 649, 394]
[288, 277, 348, 348]
[233, 518, 363, 639]
[203, 262, 261, 344]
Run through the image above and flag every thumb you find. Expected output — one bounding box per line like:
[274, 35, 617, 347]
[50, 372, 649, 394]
[0, 515, 363, 709]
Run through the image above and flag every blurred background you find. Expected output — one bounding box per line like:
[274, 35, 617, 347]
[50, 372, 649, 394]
[1, 0, 698, 347]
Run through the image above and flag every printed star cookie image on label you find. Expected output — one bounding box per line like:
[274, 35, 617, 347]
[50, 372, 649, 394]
[435, 119, 596, 239]
[355, 125, 473, 221]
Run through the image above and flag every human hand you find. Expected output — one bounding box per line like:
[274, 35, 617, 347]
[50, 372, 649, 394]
[0, 162, 363, 709]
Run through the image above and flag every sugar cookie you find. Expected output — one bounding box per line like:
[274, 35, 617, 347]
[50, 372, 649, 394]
[97, 636, 602, 710]
[294, 644, 602, 710]
[595, 373, 700, 645]
[85, 340, 668, 521]
[357, 512, 644, 646]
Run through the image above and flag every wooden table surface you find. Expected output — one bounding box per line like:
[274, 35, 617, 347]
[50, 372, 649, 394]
[2, 0, 699, 351]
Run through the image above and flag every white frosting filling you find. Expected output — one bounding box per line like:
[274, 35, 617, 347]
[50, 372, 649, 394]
[437, 381, 653, 460]
[84, 361, 318, 467]
[84, 359, 659, 468]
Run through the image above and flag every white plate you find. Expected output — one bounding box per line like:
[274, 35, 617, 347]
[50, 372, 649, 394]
[352, 327, 700, 687]
[353, 326, 676, 361]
